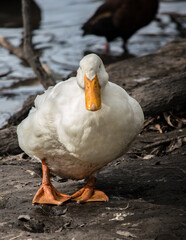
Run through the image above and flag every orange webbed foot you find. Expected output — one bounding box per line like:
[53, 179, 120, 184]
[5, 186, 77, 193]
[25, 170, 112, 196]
[32, 159, 71, 205]
[71, 177, 109, 203]
[32, 183, 71, 205]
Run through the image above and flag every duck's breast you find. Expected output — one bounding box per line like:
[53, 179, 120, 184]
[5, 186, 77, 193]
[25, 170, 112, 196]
[57, 82, 143, 165]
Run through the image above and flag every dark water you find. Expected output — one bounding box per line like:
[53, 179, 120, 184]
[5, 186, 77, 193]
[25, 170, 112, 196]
[0, 0, 186, 127]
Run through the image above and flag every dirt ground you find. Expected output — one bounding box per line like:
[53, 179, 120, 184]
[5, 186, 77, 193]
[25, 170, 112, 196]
[0, 128, 185, 240]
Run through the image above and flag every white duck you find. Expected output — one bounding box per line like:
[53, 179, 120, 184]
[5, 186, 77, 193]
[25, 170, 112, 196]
[17, 53, 144, 205]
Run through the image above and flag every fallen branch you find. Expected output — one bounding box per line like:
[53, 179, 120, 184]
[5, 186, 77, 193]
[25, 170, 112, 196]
[143, 135, 185, 150]
[22, 0, 55, 89]
[0, 35, 24, 60]
[0, 0, 56, 90]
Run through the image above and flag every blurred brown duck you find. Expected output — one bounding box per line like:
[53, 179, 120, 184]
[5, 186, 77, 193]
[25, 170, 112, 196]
[82, 0, 159, 52]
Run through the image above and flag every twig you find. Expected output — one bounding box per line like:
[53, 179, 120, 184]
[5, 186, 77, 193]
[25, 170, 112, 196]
[143, 135, 186, 149]
[22, 0, 55, 89]
[0, 35, 24, 59]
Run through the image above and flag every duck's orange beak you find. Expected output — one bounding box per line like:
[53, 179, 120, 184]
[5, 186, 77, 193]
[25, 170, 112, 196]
[84, 74, 101, 111]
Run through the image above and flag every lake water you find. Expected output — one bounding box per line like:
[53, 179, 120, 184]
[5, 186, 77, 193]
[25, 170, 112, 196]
[0, 0, 186, 127]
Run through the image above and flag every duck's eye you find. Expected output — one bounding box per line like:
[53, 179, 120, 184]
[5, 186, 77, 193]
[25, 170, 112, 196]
[99, 64, 101, 69]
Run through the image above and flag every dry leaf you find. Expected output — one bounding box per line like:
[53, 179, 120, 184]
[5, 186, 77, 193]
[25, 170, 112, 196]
[176, 117, 186, 128]
[143, 154, 155, 159]
[180, 118, 186, 124]
[163, 112, 175, 128]
[155, 124, 162, 133]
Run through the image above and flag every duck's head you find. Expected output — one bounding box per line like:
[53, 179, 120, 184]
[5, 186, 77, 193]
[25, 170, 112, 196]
[77, 54, 109, 111]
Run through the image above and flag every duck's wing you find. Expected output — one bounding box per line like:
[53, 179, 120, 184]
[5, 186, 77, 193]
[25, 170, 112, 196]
[107, 81, 144, 133]
[17, 78, 78, 158]
[128, 96, 144, 134]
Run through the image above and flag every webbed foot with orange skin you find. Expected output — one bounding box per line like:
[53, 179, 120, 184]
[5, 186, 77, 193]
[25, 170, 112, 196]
[71, 177, 109, 203]
[32, 183, 71, 205]
[32, 159, 71, 205]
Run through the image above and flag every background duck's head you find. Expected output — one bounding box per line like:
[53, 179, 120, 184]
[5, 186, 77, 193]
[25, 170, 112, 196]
[77, 54, 109, 112]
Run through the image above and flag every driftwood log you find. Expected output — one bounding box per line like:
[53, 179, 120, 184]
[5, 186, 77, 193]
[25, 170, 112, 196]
[0, 38, 186, 155]
[6, 94, 38, 127]
[132, 71, 186, 116]
[107, 38, 186, 116]
[0, 127, 20, 155]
